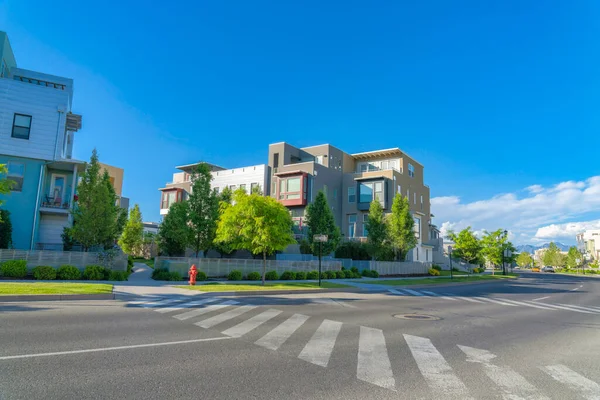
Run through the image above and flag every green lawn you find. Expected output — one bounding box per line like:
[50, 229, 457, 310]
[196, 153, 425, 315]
[0, 283, 113, 295]
[176, 282, 351, 292]
[439, 270, 469, 276]
[133, 258, 154, 268]
[364, 274, 517, 286]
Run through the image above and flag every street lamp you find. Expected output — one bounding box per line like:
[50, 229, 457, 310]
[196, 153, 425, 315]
[314, 234, 328, 287]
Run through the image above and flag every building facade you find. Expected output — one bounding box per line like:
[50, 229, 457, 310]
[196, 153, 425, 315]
[159, 162, 270, 215]
[99, 162, 129, 209]
[267, 142, 433, 262]
[576, 230, 600, 261]
[0, 31, 83, 250]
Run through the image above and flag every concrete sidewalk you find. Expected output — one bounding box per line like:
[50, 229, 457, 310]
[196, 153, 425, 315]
[113, 263, 200, 298]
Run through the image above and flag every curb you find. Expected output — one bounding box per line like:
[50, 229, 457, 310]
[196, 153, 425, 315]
[0, 293, 116, 302]
[180, 288, 365, 297]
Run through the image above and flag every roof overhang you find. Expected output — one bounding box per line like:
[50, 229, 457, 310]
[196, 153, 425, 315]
[354, 175, 387, 181]
[351, 148, 402, 161]
[274, 170, 307, 177]
[176, 162, 226, 173]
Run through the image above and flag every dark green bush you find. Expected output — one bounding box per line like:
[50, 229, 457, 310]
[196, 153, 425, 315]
[432, 264, 442, 271]
[83, 265, 107, 280]
[428, 268, 440, 276]
[280, 271, 296, 280]
[265, 270, 279, 280]
[196, 270, 207, 281]
[1, 260, 27, 278]
[336, 270, 345, 279]
[343, 270, 354, 279]
[169, 271, 182, 281]
[32, 266, 56, 280]
[109, 270, 128, 281]
[352, 272, 362, 279]
[228, 270, 243, 281]
[369, 270, 379, 278]
[127, 255, 134, 268]
[152, 268, 171, 280]
[334, 241, 370, 260]
[324, 270, 336, 279]
[350, 266, 359, 274]
[295, 271, 307, 280]
[247, 271, 261, 281]
[361, 269, 370, 277]
[306, 270, 319, 280]
[57, 265, 81, 280]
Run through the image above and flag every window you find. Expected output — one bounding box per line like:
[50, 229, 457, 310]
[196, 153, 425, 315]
[359, 182, 373, 203]
[7, 162, 25, 192]
[359, 163, 368, 173]
[389, 160, 397, 170]
[420, 195, 423, 210]
[279, 176, 302, 200]
[239, 184, 247, 193]
[414, 192, 416, 205]
[251, 182, 259, 193]
[214, 187, 220, 193]
[229, 185, 236, 191]
[272, 181, 276, 197]
[414, 216, 421, 239]
[161, 190, 181, 209]
[408, 163, 415, 178]
[348, 186, 356, 203]
[374, 182, 384, 201]
[381, 160, 388, 170]
[333, 188, 337, 200]
[273, 153, 279, 168]
[348, 214, 357, 238]
[426, 249, 430, 262]
[363, 214, 369, 236]
[12, 114, 32, 140]
[397, 185, 401, 194]
[406, 189, 410, 200]
[315, 155, 324, 165]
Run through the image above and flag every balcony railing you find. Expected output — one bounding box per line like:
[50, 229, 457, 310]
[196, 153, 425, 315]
[40, 195, 70, 210]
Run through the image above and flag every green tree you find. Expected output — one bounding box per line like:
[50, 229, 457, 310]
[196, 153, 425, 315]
[480, 229, 516, 271]
[213, 187, 235, 257]
[115, 207, 128, 238]
[71, 149, 119, 251]
[446, 227, 482, 265]
[251, 184, 263, 195]
[187, 163, 220, 257]
[388, 194, 417, 261]
[0, 164, 13, 214]
[0, 209, 12, 249]
[565, 246, 579, 270]
[215, 191, 295, 284]
[158, 201, 192, 256]
[516, 252, 533, 268]
[542, 242, 561, 267]
[305, 191, 341, 255]
[118, 204, 144, 255]
[365, 200, 391, 260]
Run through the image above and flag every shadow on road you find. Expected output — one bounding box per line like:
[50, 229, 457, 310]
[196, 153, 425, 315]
[0, 305, 52, 313]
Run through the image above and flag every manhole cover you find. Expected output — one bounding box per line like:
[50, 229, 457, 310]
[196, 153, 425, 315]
[394, 314, 441, 321]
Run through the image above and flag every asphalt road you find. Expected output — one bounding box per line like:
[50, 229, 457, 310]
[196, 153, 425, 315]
[1, 272, 599, 399]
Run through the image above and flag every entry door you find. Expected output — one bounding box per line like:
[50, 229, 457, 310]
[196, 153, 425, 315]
[50, 174, 67, 206]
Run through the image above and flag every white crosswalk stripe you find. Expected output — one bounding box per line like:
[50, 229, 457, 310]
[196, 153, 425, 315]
[420, 290, 458, 300]
[526, 302, 595, 314]
[459, 345, 549, 400]
[542, 364, 600, 400]
[453, 296, 485, 303]
[298, 319, 343, 367]
[255, 314, 309, 350]
[492, 298, 557, 310]
[357, 326, 396, 391]
[173, 300, 239, 321]
[155, 298, 218, 313]
[138, 298, 185, 308]
[403, 289, 428, 297]
[195, 305, 257, 329]
[222, 309, 282, 338]
[474, 297, 518, 306]
[388, 289, 407, 295]
[404, 334, 471, 398]
[556, 304, 600, 314]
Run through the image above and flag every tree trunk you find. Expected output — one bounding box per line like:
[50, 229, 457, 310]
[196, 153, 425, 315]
[262, 251, 267, 286]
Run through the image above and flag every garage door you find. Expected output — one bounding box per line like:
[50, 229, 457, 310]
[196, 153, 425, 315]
[38, 215, 69, 245]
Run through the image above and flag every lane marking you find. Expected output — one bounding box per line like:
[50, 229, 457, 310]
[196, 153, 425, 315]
[404, 334, 471, 398]
[459, 345, 549, 400]
[420, 290, 458, 301]
[570, 287, 580, 292]
[527, 302, 595, 314]
[255, 314, 309, 350]
[195, 305, 257, 329]
[173, 300, 239, 321]
[298, 319, 343, 367]
[139, 298, 185, 308]
[453, 296, 484, 303]
[542, 364, 600, 400]
[388, 289, 406, 295]
[404, 289, 428, 297]
[555, 304, 600, 314]
[532, 296, 550, 301]
[357, 326, 396, 391]
[155, 298, 218, 313]
[494, 298, 556, 310]
[474, 297, 519, 306]
[222, 309, 282, 338]
[0, 337, 232, 361]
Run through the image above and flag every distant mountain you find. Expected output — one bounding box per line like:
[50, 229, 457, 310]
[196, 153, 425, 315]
[515, 242, 571, 254]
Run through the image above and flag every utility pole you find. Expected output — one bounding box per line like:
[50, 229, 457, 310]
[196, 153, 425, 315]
[314, 234, 328, 287]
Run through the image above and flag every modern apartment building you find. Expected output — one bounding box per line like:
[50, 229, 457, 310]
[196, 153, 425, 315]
[267, 142, 433, 262]
[576, 230, 600, 261]
[159, 162, 270, 215]
[99, 162, 129, 209]
[0, 31, 83, 250]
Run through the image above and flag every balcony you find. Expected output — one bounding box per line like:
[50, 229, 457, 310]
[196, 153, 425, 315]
[40, 194, 70, 214]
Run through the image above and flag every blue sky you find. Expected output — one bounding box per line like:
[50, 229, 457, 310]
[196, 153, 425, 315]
[2, 0, 599, 244]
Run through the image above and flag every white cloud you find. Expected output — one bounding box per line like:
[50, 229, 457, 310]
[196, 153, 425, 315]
[534, 220, 600, 240]
[432, 176, 600, 244]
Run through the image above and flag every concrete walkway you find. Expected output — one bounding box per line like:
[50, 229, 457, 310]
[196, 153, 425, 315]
[112, 263, 200, 299]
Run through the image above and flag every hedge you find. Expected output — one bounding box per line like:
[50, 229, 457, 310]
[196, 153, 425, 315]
[247, 271, 261, 281]
[280, 271, 296, 280]
[32, 266, 57, 280]
[83, 265, 108, 280]
[265, 270, 279, 280]
[228, 270, 243, 281]
[57, 265, 81, 280]
[1, 260, 27, 278]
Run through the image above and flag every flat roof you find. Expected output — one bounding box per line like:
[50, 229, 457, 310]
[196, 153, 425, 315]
[176, 162, 227, 172]
[351, 147, 424, 167]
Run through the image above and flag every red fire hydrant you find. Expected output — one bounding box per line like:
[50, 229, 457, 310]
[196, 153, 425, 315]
[189, 265, 198, 286]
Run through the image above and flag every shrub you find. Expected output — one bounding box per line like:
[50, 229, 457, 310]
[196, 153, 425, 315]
[265, 270, 279, 280]
[57, 265, 81, 280]
[352, 272, 362, 279]
[343, 270, 354, 279]
[127, 255, 134, 269]
[109, 270, 128, 281]
[228, 270, 243, 281]
[432, 264, 442, 271]
[32, 266, 57, 280]
[196, 270, 207, 281]
[350, 266, 359, 274]
[295, 271, 307, 280]
[0, 209, 12, 249]
[83, 265, 107, 280]
[0, 260, 27, 278]
[247, 271, 261, 281]
[369, 270, 379, 278]
[428, 268, 440, 276]
[336, 270, 346, 279]
[324, 270, 336, 279]
[152, 268, 171, 281]
[169, 271, 182, 281]
[280, 271, 297, 280]
[361, 269, 370, 277]
[306, 270, 319, 280]
[334, 241, 370, 260]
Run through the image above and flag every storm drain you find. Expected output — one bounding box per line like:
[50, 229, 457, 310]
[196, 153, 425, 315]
[394, 314, 441, 321]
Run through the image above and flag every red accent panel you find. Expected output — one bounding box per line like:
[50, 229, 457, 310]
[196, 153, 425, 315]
[277, 172, 308, 207]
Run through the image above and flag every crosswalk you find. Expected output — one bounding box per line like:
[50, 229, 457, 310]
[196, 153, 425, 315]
[127, 296, 600, 398]
[386, 288, 600, 315]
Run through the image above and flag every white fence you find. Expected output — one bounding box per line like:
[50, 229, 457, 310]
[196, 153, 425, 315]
[0, 249, 128, 271]
[155, 257, 430, 278]
[156, 257, 343, 278]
